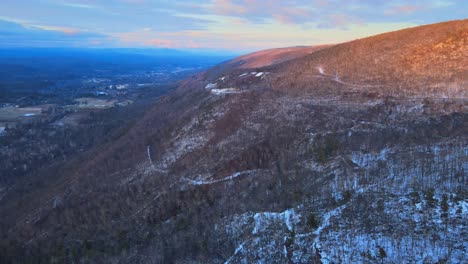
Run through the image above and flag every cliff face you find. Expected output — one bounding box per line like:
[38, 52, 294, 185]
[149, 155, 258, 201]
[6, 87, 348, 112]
[1, 20, 467, 263]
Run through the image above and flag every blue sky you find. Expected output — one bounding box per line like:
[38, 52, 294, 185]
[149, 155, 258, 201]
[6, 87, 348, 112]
[0, 0, 466, 52]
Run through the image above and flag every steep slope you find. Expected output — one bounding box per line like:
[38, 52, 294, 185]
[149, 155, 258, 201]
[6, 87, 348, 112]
[222, 45, 331, 69]
[202, 20, 466, 103]
[0, 20, 467, 263]
[204, 45, 331, 79]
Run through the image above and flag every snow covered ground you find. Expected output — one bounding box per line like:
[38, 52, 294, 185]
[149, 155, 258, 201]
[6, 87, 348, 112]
[205, 83, 218, 89]
[183, 170, 259, 186]
[218, 143, 467, 263]
[238, 72, 269, 79]
[211, 88, 243, 95]
[316, 66, 386, 87]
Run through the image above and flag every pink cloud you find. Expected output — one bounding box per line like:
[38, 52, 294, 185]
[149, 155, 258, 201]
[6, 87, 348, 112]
[385, 5, 422, 16]
[329, 14, 364, 28]
[144, 38, 175, 48]
[313, 0, 330, 7]
[213, 0, 248, 16]
[33, 25, 80, 35]
[212, 0, 314, 25]
[60, 28, 80, 34]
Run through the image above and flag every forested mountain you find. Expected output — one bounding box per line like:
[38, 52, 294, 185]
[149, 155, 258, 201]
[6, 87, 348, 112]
[0, 19, 467, 263]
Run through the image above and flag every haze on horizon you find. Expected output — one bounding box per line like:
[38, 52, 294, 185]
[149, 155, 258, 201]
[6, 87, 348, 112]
[0, 0, 466, 52]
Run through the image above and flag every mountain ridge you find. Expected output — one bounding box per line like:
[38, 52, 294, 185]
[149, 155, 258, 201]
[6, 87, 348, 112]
[0, 19, 467, 263]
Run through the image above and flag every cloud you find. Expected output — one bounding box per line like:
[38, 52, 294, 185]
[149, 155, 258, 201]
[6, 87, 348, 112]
[212, 0, 248, 16]
[56, 1, 97, 9]
[0, 0, 465, 50]
[112, 25, 322, 51]
[317, 14, 365, 29]
[144, 38, 175, 48]
[0, 19, 114, 47]
[206, 0, 466, 29]
[385, 5, 422, 16]
[210, 0, 315, 25]
[33, 25, 80, 34]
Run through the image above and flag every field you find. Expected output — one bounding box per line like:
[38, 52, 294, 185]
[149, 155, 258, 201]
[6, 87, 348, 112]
[0, 107, 42, 121]
[74, 98, 118, 109]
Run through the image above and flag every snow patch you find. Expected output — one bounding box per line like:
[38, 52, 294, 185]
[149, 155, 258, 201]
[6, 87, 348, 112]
[317, 66, 325, 74]
[184, 170, 258, 186]
[238, 72, 269, 79]
[146, 145, 154, 165]
[211, 88, 242, 95]
[253, 208, 300, 235]
[351, 147, 391, 167]
[205, 83, 218, 89]
[115, 84, 129, 90]
[224, 242, 245, 264]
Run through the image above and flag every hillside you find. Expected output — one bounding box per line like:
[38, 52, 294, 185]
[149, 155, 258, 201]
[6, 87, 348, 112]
[270, 19, 467, 94]
[0, 20, 467, 263]
[207, 20, 467, 99]
[203, 45, 331, 80]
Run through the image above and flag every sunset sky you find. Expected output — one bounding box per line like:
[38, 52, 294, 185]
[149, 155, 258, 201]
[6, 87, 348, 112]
[0, 0, 466, 52]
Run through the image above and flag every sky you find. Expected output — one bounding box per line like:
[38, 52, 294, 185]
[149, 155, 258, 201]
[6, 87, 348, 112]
[0, 0, 466, 52]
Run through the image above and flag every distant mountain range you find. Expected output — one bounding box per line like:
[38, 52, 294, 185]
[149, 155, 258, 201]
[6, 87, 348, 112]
[0, 47, 240, 58]
[0, 19, 467, 263]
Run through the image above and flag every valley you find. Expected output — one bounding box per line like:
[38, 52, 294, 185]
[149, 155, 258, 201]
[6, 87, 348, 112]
[0, 49, 231, 195]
